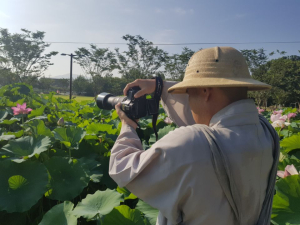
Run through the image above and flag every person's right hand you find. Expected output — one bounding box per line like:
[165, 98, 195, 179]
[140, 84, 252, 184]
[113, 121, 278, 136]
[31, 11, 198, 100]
[123, 79, 156, 98]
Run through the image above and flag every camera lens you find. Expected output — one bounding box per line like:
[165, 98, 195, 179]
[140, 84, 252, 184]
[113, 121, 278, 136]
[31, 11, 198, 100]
[96, 93, 126, 110]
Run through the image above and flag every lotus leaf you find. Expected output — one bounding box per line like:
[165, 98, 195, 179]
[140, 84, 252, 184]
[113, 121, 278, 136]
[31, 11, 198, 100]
[26, 120, 52, 137]
[0, 160, 48, 212]
[44, 157, 90, 201]
[102, 205, 144, 225]
[117, 186, 137, 200]
[281, 134, 300, 153]
[2, 135, 52, 162]
[72, 189, 123, 220]
[272, 175, 300, 224]
[136, 200, 159, 225]
[53, 126, 86, 149]
[86, 123, 117, 135]
[39, 201, 78, 225]
[4, 130, 24, 138]
[28, 106, 46, 119]
[0, 110, 8, 121]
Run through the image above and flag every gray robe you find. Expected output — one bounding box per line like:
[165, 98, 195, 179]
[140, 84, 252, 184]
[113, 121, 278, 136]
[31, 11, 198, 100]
[109, 81, 273, 225]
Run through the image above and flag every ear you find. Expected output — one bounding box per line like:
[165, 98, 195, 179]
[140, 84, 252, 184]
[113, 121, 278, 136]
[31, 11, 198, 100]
[203, 88, 212, 102]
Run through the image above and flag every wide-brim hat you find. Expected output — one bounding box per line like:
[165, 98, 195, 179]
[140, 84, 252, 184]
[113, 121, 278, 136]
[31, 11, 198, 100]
[168, 46, 271, 94]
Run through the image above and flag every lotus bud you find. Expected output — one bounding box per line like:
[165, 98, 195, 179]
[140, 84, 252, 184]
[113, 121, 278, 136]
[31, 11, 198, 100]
[57, 117, 64, 126]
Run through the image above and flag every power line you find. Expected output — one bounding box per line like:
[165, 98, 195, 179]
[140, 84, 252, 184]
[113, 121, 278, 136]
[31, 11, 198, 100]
[42, 41, 300, 46]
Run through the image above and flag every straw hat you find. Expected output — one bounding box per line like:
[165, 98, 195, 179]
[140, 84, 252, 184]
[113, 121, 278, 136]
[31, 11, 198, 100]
[168, 46, 271, 94]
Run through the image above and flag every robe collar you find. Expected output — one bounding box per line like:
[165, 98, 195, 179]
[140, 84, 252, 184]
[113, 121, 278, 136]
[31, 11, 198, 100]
[209, 99, 259, 128]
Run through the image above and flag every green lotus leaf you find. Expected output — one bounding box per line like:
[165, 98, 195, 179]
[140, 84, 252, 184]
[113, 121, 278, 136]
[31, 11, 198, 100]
[39, 201, 78, 225]
[0, 118, 20, 125]
[149, 125, 175, 144]
[53, 126, 86, 149]
[26, 120, 53, 137]
[28, 106, 46, 119]
[0, 110, 8, 121]
[100, 155, 117, 189]
[4, 130, 24, 138]
[281, 134, 300, 153]
[72, 189, 123, 220]
[86, 123, 117, 135]
[0, 134, 16, 141]
[78, 156, 103, 182]
[117, 186, 137, 200]
[136, 200, 159, 225]
[0, 160, 48, 212]
[1, 135, 52, 162]
[44, 157, 90, 201]
[271, 175, 300, 224]
[102, 205, 144, 225]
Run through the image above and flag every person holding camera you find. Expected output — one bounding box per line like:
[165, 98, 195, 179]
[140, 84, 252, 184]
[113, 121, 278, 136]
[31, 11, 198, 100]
[109, 47, 279, 225]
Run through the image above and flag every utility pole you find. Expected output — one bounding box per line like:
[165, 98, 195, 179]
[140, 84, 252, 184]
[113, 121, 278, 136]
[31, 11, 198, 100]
[61, 53, 85, 101]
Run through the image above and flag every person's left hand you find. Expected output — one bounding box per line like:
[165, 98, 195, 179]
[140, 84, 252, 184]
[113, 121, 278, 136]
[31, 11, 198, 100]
[115, 103, 138, 129]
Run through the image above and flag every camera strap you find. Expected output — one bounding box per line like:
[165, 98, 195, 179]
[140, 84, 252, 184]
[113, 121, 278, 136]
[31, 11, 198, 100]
[152, 76, 163, 141]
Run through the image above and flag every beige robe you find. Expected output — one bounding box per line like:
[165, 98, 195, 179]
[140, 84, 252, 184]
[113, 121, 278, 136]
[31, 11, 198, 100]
[109, 81, 273, 225]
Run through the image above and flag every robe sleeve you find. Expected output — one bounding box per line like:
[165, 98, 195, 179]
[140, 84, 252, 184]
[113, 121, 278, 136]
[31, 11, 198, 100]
[109, 124, 198, 224]
[161, 81, 195, 127]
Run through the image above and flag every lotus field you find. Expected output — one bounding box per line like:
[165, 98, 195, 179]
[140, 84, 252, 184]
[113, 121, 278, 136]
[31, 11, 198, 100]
[0, 83, 299, 225]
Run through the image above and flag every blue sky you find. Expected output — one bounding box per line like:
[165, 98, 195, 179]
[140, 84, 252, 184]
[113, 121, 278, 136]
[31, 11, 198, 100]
[0, 0, 299, 77]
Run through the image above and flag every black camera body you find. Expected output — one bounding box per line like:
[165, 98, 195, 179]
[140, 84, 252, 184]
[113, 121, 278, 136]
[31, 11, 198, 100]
[96, 87, 158, 119]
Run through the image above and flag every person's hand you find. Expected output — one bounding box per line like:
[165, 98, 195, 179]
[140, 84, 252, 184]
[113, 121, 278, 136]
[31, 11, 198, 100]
[123, 79, 156, 98]
[115, 103, 138, 129]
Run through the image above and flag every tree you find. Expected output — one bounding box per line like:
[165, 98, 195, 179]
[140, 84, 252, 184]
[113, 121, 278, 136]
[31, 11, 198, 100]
[165, 47, 195, 81]
[0, 28, 58, 82]
[74, 44, 118, 95]
[38, 77, 54, 91]
[73, 75, 90, 95]
[115, 35, 168, 79]
[240, 48, 287, 108]
[266, 57, 300, 109]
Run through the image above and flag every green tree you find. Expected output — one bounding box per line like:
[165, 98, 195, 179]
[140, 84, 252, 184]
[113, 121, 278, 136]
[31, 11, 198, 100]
[75, 44, 118, 95]
[73, 75, 90, 95]
[0, 28, 58, 83]
[266, 57, 300, 109]
[165, 47, 195, 81]
[241, 48, 287, 108]
[115, 35, 168, 79]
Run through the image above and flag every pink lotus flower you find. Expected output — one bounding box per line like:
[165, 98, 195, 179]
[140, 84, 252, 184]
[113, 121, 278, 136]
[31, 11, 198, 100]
[164, 117, 173, 124]
[270, 114, 287, 122]
[272, 120, 285, 128]
[257, 107, 265, 114]
[273, 110, 283, 115]
[277, 164, 299, 178]
[11, 103, 32, 115]
[287, 113, 297, 122]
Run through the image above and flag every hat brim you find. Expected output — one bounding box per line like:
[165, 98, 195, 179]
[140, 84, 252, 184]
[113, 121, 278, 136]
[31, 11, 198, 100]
[168, 77, 271, 94]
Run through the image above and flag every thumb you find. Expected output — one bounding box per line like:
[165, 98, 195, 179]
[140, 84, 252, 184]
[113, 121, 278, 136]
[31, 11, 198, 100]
[134, 90, 147, 98]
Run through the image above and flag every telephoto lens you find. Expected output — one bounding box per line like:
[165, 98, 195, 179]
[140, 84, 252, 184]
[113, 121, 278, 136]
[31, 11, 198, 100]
[96, 93, 126, 110]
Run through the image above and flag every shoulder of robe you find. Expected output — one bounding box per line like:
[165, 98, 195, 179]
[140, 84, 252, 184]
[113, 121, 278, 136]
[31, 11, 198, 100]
[153, 125, 210, 153]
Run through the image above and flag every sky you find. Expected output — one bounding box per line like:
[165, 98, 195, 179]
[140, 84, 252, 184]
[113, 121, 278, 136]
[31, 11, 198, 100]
[0, 0, 300, 78]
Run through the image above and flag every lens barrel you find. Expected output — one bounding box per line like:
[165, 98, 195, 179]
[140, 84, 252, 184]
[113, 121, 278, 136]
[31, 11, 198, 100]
[96, 93, 126, 110]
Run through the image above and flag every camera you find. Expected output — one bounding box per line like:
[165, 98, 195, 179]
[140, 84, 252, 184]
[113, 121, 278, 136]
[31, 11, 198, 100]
[96, 86, 158, 119]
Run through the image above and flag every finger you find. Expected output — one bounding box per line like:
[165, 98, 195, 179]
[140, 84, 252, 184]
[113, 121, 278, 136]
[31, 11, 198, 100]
[123, 80, 139, 96]
[134, 89, 147, 98]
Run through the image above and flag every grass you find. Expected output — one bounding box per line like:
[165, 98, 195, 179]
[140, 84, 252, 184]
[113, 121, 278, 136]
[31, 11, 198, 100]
[55, 95, 94, 102]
